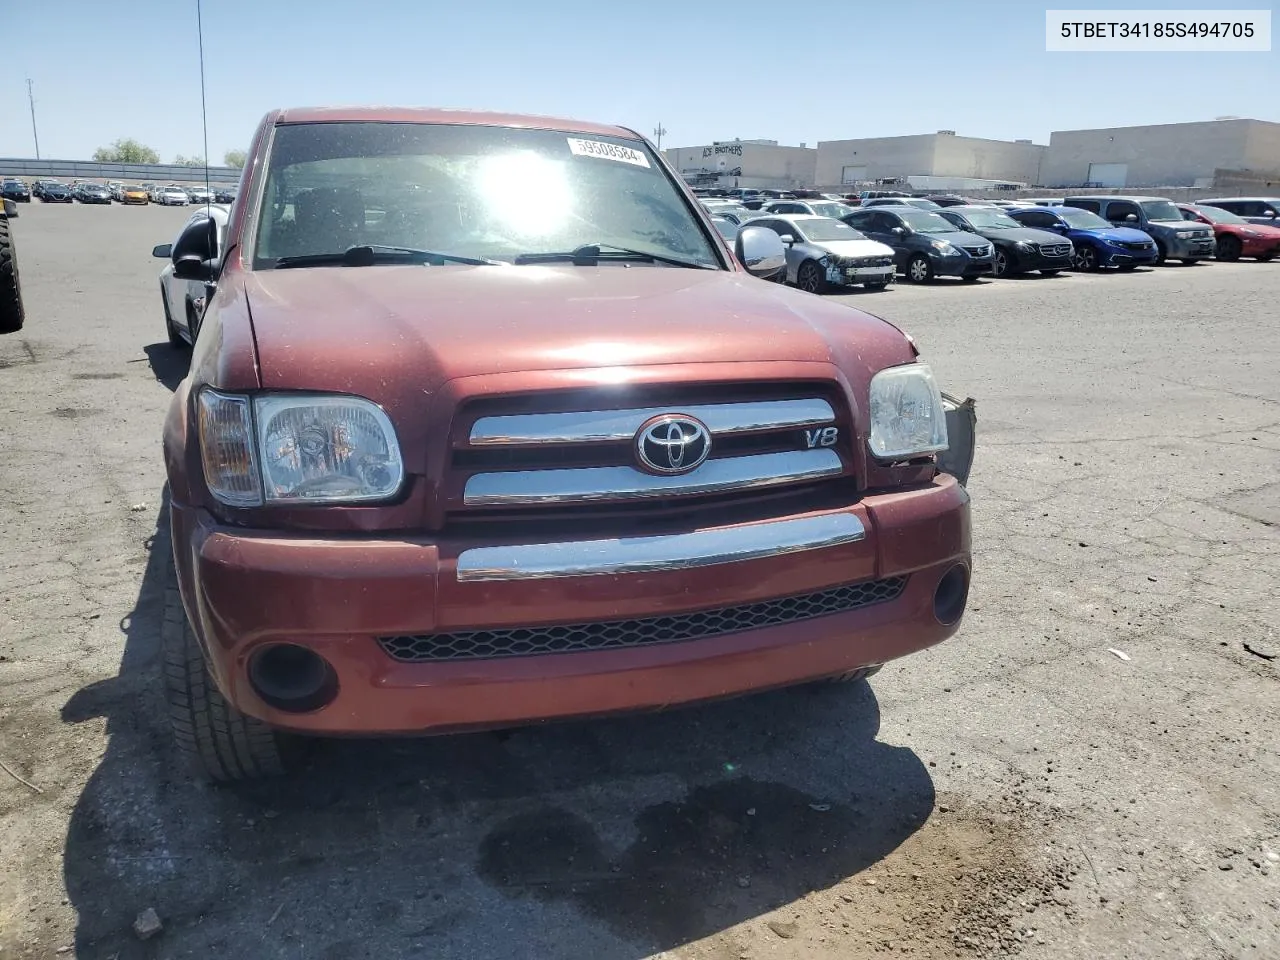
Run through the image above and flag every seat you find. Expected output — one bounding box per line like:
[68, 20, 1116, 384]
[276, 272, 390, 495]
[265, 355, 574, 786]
[290, 188, 365, 256]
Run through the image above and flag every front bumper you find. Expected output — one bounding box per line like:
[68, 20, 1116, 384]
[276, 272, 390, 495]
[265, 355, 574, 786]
[171, 475, 971, 735]
[1100, 243, 1158, 266]
[1164, 236, 1216, 259]
[931, 252, 993, 278]
[827, 261, 895, 286]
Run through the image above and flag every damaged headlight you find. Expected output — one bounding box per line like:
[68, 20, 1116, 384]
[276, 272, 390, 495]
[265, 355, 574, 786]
[197, 389, 404, 506]
[868, 363, 949, 459]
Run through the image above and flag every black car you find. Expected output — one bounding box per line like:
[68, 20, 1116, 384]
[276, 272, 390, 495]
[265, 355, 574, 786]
[936, 205, 1074, 277]
[841, 206, 994, 282]
[75, 183, 112, 204]
[1, 179, 31, 203]
[39, 181, 73, 203]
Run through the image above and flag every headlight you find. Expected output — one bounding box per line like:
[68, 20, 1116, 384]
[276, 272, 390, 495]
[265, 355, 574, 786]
[197, 389, 404, 506]
[868, 363, 949, 459]
[930, 239, 957, 255]
[1176, 231, 1195, 239]
[1015, 241, 1034, 251]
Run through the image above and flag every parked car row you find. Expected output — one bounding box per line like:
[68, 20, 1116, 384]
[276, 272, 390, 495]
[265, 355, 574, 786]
[698, 192, 1280, 293]
[13, 177, 238, 206]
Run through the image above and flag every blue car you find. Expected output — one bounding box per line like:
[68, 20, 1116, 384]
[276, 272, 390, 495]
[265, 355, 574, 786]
[1007, 206, 1157, 272]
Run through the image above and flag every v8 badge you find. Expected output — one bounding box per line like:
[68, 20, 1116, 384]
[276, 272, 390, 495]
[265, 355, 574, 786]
[804, 426, 839, 449]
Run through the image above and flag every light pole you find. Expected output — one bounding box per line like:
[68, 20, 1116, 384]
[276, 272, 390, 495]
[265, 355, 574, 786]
[653, 123, 667, 152]
[27, 79, 40, 159]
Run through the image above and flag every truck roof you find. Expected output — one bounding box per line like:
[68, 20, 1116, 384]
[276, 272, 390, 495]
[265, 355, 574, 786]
[274, 106, 639, 140]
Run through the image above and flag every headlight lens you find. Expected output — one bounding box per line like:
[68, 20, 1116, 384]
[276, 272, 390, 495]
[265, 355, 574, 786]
[930, 239, 957, 254]
[868, 363, 949, 459]
[197, 389, 404, 506]
[1176, 231, 1195, 239]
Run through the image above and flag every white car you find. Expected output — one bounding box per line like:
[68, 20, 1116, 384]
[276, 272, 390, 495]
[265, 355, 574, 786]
[762, 199, 856, 219]
[186, 185, 213, 204]
[746, 214, 897, 292]
[152, 205, 229, 347]
[156, 186, 189, 206]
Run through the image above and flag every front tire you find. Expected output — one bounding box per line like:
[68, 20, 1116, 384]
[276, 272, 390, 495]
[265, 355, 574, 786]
[905, 253, 933, 283]
[162, 583, 291, 782]
[0, 217, 25, 334]
[992, 248, 1019, 278]
[1154, 241, 1168, 265]
[1073, 245, 1100, 272]
[796, 260, 827, 294]
[162, 283, 184, 347]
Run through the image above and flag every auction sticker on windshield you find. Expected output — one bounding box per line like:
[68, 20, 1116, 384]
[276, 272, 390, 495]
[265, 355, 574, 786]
[566, 138, 651, 168]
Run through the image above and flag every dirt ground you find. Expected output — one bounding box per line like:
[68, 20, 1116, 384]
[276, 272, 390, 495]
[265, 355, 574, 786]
[1, 203, 1277, 960]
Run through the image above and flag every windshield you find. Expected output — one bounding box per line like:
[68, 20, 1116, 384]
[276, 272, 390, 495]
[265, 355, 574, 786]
[705, 201, 750, 218]
[807, 202, 851, 219]
[253, 122, 719, 268]
[796, 219, 865, 242]
[1140, 200, 1182, 222]
[898, 209, 957, 234]
[956, 209, 1021, 229]
[1056, 207, 1110, 230]
[1189, 205, 1245, 225]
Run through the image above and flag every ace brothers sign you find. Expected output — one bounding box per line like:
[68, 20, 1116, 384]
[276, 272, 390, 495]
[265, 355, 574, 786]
[701, 144, 744, 159]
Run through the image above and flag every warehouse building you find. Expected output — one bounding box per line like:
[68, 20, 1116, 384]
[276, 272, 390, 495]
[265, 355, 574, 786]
[663, 140, 817, 190]
[1038, 118, 1280, 188]
[815, 132, 1046, 191]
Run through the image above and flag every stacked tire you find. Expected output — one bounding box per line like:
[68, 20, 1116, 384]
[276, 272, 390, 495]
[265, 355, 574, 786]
[0, 211, 24, 333]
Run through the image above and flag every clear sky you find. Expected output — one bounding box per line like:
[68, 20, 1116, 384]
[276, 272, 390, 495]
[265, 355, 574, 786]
[3, 0, 1276, 162]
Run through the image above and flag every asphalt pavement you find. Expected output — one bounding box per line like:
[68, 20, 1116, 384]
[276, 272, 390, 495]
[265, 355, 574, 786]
[1, 202, 1277, 960]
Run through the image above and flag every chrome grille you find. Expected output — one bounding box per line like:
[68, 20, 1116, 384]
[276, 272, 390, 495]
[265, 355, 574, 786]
[455, 394, 848, 510]
[842, 255, 893, 268]
[378, 576, 908, 662]
[962, 245, 991, 257]
[1119, 241, 1153, 251]
[1038, 243, 1071, 257]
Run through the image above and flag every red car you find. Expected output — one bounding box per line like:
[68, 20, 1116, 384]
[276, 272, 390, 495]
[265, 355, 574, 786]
[1177, 203, 1280, 261]
[160, 106, 975, 780]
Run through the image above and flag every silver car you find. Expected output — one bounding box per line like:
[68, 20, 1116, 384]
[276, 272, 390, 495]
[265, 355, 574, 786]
[153, 204, 230, 347]
[762, 199, 855, 219]
[700, 199, 757, 224]
[747, 214, 897, 293]
[157, 186, 189, 206]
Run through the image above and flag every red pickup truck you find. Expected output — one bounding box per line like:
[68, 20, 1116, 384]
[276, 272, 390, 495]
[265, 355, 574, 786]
[160, 107, 974, 780]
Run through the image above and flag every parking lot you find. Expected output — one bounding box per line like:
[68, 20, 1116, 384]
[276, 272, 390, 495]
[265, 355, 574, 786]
[1, 202, 1278, 960]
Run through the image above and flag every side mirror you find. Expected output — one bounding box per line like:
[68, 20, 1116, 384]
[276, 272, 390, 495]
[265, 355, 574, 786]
[1265, 210, 1278, 218]
[152, 243, 172, 259]
[778, 234, 796, 245]
[170, 217, 218, 282]
[735, 225, 787, 279]
[1123, 213, 1138, 222]
[891, 226, 906, 236]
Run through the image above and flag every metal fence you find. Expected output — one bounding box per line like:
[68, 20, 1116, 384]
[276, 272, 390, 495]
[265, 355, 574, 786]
[0, 158, 241, 185]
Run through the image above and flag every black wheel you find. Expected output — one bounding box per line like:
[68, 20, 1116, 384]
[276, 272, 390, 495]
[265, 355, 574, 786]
[0, 217, 25, 333]
[1154, 241, 1167, 265]
[796, 260, 827, 294]
[162, 580, 292, 782]
[1073, 244, 1100, 271]
[863, 280, 890, 291]
[1040, 269, 1060, 277]
[828, 664, 883, 684]
[992, 247, 1018, 277]
[905, 253, 933, 283]
[162, 283, 184, 347]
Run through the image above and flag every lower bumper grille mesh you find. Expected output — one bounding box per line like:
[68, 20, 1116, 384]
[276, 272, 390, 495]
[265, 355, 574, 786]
[379, 576, 908, 662]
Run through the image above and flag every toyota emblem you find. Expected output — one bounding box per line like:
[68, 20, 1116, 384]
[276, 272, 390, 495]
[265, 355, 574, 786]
[635, 415, 712, 475]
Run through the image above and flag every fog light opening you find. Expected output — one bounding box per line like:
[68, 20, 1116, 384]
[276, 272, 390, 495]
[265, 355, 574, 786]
[248, 644, 337, 713]
[933, 564, 969, 626]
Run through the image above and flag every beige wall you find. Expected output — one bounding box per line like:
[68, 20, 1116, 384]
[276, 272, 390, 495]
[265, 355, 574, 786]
[1243, 121, 1280, 171]
[815, 134, 1044, 188]
[1039, 120, 1263, 187]
[815, 135, 937, 187]
[663, 143, 817, 189]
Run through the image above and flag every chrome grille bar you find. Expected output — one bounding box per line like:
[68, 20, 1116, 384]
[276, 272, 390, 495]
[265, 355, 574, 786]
[463, 449, 843, 506]
[469, 398, 835, 446]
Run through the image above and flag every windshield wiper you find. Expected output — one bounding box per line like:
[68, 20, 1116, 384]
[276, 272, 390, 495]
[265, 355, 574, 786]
[274, 244, 503, 269]
[513, 243, 715, 270]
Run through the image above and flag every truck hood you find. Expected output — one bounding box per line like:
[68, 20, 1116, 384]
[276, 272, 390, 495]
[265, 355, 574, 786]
[243, 264, 914, 394]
